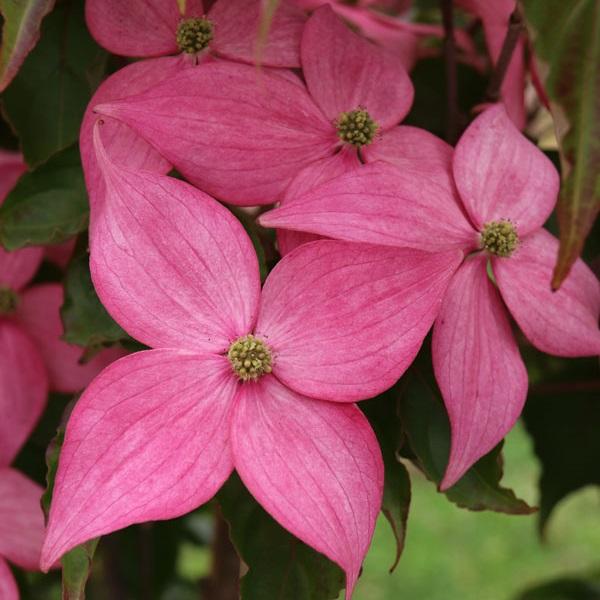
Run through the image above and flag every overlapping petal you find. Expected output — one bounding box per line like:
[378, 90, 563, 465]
[432, 256, 528, 489]
[0, 246, 43, 291]
[0, 557, 17, 600]
[231, 375, 383, 596]
[41, 350, 237, 570]
[256, 240, 462, 401]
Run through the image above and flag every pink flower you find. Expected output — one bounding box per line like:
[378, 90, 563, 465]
[260, 105, 600, 488]
[40, 122, 461, 595]
[93, 5, 414, 205]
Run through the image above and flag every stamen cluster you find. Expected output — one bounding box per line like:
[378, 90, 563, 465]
[176, 18, 213, 54]
[480, 220, 519, 257]
[336, 108, 378, 147]
[228, 334, 273, 381]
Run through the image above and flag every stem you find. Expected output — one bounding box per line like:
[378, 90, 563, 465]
[441, 0, 459, 144]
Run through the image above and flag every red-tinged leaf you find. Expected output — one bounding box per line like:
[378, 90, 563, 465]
[522, 0, 600, 288]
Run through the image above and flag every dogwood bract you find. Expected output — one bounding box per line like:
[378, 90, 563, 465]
[260, 105, 600, 488]
[40, 122, 461, 595]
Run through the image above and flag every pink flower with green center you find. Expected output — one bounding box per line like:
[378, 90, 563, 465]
[92, 5, 414, 205]
[260, 105, 600, 488]
[40, 122, 461, 595]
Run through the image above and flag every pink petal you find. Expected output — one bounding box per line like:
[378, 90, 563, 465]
[209, 0, 305, 67]
[301, 6, 414, 128]
[260, 161, 476, 252]
[453, 104, 559, 236]
[256, 240, 462, 402]
[44, 239, 76, 269]
[90, 126, 260, 353]
[85, 0, 203, 57]
[432, 256, 527, 490]
[41, 350, 236, 570]
[0, 322, 47, 467]
[15, 284, 126, 393]
[0, 557, 18, 600]
[95, 62, 334, 205]
[494, 229, 600, 356]
[231, 375, 383, 596]
[0, 246, 43, 291]
[0, 150, 26, 202]
[0, 467, 45, 570]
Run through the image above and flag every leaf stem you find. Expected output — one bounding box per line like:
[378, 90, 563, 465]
[441, 0, 460, 144]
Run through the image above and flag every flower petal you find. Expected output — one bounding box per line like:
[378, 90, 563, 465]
[257, 240, 462, 402]
[0, 322, 47, 467]
[260, 161, 476, 252]
[301, 5, 413, 128]
[15, 284, 126, 393]
[0, 467, 45, 570]
[0, 557, 18, 600]
[41, 349, 236, 571]
[432, 256, 528, 490]
[453, 104, 559, 235]
[231, 375, 383, 596]
[90, 126, 260, 353]
[0, 246, 43, 291]
[95, 62, 333, 205]
[494, 229, 600, 356]
[0, 150, 26, 202]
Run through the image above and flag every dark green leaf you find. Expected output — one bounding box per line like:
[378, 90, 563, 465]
[0, 144, 88, 249]
[218, 474, 345, 600]
[515, 571, 600, 600]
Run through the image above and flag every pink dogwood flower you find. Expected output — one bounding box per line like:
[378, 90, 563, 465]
[260, 105, 600, 488]
[41, 122, 461, 595]
[93, 5, 414, 205]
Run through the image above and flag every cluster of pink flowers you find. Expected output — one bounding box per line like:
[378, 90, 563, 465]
[1, 0, 598, 597]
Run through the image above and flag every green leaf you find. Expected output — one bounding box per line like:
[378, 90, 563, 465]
[0, 144, 88, 249]
[1, 0, 107, 167]
[218, 474, 345, 600]
[515, 571, 600, 600]
[521, 0, 600, 288]
[0, 0, 55, 91]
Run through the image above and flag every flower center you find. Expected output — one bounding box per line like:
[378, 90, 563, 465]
[336, 108, 379, 147]
[228, 334, 273, 382]
[176, 17, 213, 54]
[0, 287, 19, 315]
[480, 220, 519, 257]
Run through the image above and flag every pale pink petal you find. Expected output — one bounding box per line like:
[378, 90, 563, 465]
[453, 104, 559, 235]
[41, 350, 236, 570]
[301, 6, 413, 128]
[432, 256, 528, 490]
[0, 246, 43, 291]
[85, 0, 204, 57]
[95, 62, 334, 205]
[494, 229, 600, 356]
[0, 150, 26, 202]
[209, 0, 305, 67]
[0, 557, 18, 600]
[256, 240, 462, 402]
[15, 284, 126, 393]
[0, 322, 47, 467]
[260, 161, 476, 252]
[0, 467, 45, 569]
[231, 376, 383, 596]
[44, 239, 76, 269]
[90, 126, 260, 353]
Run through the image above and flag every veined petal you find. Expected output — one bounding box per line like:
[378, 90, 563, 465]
[95, 62, 334, 205]
[0, 322, 47, 467]
[260, 161, 476, 252]
[41, 350, 236, 571]
[15, 284, 126, 393]
[231, 376, 383, 597]
[91, 125, 261, 353]
[432, 256, 528, 490]
[257, 240, 462, 402]
[0, 468, 45, 570]
[0, 246, 43, 291]
[0, 557, 17, 600]
[494, 229, 600, 356]
[453, 105, 559, 235]
[0, 150, 25, 202]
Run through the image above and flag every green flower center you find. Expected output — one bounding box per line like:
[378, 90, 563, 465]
[480, 220, 519, 257]
[0, 287, 19, 315]
[228, 334, 273, 382]
[176, 17, 213, 54]
[336, 108, 379, 147]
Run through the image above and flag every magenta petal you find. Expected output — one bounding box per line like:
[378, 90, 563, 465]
[41, 350, 236, 570]
[301, 6, 414, 128]
[494, 229, 600, 356]
[260, 161, 476, 252]
[453, 105, 559, 235]
[0, 322, 47, 467]
[15, 284, 126, 393]
[0, 246, 43, 291]
[432, 256, 528, 490]
[0, 150, 26, 202]
[257, 240, 462, 402]
[231, 376, 383, 596]
[0, 467, 45, 570]
[95, 62, 334, 205]
[90, 130, 260, 352]
[0, 557, 18, 600]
